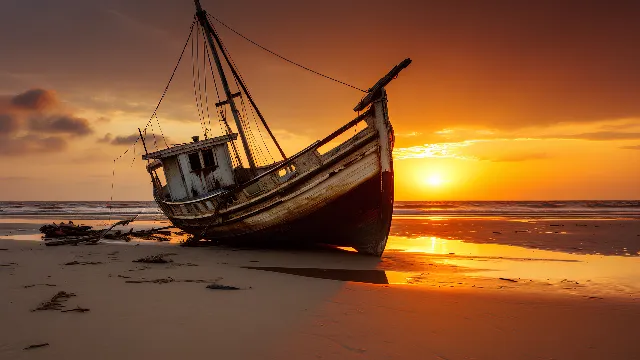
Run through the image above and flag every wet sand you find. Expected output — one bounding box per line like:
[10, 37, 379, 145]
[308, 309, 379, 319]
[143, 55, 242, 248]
[1, 216, 640, 359]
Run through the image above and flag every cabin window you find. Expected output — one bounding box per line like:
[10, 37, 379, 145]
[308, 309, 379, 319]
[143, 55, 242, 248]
[188, 153, 202, 171]
[202, 149, 216, 168]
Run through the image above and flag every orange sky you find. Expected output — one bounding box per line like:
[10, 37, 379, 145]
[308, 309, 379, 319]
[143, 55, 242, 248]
[0, 0, 639, 200]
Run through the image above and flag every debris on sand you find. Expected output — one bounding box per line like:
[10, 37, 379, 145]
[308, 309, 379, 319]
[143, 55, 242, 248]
[61, 306, 90, 313]
[206, 284, 242, 290]
[132, 253, 175, 264]
[64, 261, 103, 266]
[32, 291, 76, 311]
[42, 217, 139, 246]
[24, 284, 57, 289]
[24, 343, 49, 350]
[125, 277, 219, 285]
[39, 222, 93, 238]
[126, 277, 175, 284]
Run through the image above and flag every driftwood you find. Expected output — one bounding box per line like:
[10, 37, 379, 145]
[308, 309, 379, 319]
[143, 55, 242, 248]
[24, 343, 49, 350]
[61, 306, 90, 313]
[206, 284, 241, 290]
[42, 216, 176, 247]
[64, 261, 103, 266]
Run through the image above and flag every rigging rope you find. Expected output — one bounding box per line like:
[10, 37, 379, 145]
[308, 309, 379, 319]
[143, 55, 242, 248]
[201, 26, 244, 168]
[107, 21, 196, 224]
[207, 14, 368, 93]
[191, 22, 207, 137]
[210, 20, 278, 165]
[145, 20, 196, 148]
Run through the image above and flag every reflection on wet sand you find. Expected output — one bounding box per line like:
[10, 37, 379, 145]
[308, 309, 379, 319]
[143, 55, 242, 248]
[382, 234, 640, 297]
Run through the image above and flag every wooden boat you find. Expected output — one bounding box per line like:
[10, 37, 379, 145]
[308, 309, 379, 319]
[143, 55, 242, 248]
[141, 0, 411, 256]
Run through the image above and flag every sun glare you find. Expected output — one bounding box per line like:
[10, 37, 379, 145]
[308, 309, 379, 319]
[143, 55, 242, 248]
[426, 174, 444, 187]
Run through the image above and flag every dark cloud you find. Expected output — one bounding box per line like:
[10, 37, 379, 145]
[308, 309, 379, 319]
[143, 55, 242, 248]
[0, 88, 94, 155]
[0, 113, 20, 135]
[2, 1, 640, 135]
[28, 114, 93, 136]
[621, 145, 640, 150]
[0, 135, 67, 156]
[97, 133, 113, 143]
[10, 88, 57, 110]
[106, 132, 170, 147]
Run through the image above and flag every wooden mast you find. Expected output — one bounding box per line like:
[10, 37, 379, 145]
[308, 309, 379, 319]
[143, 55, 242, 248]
[194, 0, 257, 174]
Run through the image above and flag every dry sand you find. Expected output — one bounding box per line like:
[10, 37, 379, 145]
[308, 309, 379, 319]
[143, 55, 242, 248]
[1, 220, 640, 360]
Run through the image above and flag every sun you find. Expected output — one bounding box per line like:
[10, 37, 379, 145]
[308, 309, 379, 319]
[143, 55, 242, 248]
[425, 174, 444, 187]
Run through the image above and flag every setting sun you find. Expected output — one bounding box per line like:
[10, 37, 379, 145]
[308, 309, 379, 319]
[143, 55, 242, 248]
[426, 174, 444, 187]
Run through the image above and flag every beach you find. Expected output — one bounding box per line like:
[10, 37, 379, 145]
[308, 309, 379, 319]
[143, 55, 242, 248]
[1, 202, 640, 359]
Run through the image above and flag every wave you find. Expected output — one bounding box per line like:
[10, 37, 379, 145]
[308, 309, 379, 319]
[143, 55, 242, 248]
[1, 200, 638, 218]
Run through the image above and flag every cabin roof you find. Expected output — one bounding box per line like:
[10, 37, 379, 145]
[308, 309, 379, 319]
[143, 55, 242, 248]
[142, 133, 238, 160]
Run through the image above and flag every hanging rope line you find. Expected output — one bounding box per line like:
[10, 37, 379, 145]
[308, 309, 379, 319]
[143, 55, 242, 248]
[107, 21, 196, 224]
[208, 15, 286, 162]
[215, 22, 275, 165]
[201, 23, 244, 168]
[191, 21, 207, 137]
[146, 20, 196, 148]
[207, 14, 368, 93]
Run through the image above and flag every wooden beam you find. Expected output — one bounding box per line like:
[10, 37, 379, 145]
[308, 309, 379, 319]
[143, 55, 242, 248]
[214, 92, 242, 107]
[353, 58, 412, 112]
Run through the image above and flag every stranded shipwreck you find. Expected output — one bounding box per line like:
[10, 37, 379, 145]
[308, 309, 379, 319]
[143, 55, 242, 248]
[140, 0, 411, 256]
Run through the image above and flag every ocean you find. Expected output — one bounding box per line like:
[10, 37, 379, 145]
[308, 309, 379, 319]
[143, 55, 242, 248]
[0, 200, 638, 218]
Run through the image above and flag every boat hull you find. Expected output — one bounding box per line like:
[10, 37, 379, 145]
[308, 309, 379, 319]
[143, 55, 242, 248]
[172, 168, 392, 254]
[155, 96, 394, 256]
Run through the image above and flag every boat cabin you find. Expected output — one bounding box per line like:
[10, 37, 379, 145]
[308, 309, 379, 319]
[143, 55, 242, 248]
[142, 134, 238, 202]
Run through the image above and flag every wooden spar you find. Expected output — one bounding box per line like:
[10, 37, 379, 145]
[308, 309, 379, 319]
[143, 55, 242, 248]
[193, 0, 257, 174]
[138, 128, 149, 160]
[353, 58, 412, 112]
[138, 128, 148, 154]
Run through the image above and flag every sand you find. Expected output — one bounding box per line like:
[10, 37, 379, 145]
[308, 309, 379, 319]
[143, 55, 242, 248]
[2, 222, 640, 360]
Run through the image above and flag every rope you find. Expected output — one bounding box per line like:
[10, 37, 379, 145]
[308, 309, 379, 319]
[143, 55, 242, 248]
[191, 22, 207, 136]
[201, 28, 243, 167]
[210, 20, 277, 165]
[208, 14, 367, 93]
[144, 20, 195, 147]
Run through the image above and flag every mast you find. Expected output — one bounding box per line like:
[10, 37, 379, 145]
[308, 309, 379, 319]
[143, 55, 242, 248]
[194, 0, 257, 174]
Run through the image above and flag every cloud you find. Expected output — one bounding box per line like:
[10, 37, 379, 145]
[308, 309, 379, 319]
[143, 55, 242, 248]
[621, 145, 640, 150]
[0, 135, 67, 156]
[28, 114, 93, 136]
[0, 113, 20, 135]
[97, 133, 113, 143]
[0, 88, 95, 156]
[101, 132, 171, 147]
[552, 132, 640, 141]
[10, 89, 58, 110]
[393, 141, 477, 160]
